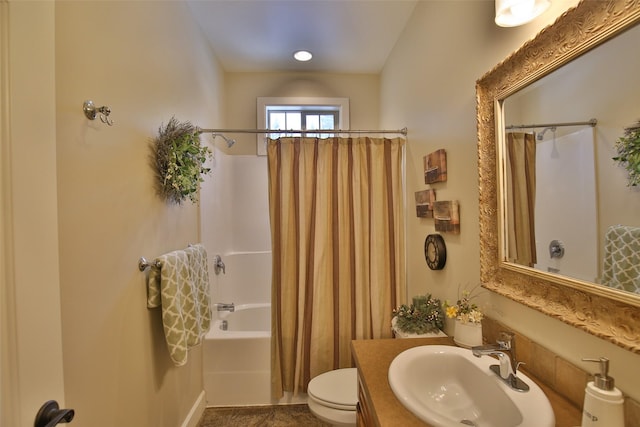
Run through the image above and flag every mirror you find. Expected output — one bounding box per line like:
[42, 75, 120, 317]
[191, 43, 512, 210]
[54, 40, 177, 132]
[502, 22, 640, 289]
[476, 1, 640, 353]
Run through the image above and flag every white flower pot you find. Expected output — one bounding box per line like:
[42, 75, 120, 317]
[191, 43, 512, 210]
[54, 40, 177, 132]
[453, 320, 482, 348]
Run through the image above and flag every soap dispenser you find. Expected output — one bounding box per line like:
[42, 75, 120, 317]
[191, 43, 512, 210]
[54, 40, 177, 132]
[581, 357, 624, 427]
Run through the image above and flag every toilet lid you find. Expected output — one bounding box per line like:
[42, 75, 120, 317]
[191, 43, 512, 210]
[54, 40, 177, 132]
[308, 368, 358, 411]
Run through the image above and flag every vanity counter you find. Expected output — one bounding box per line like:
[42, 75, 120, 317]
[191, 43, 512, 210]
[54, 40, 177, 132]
[351, 338, 582, 427]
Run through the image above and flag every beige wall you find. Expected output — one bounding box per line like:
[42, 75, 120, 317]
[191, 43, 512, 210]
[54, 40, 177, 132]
[381, 0, 530, 318]
[381, 0, 640, 403]
[54, 2, 224, 426]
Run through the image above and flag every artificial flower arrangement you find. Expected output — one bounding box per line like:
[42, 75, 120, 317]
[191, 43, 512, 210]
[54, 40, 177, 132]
[392, 294, 445, 334]
[612, 120, 640, 187]
[443, 284, 484, 325]
[152, 117, 212, 204]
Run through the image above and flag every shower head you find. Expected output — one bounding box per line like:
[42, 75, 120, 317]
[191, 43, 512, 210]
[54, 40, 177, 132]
[212, 133, 236, 148]
[536, 126, 556, 141]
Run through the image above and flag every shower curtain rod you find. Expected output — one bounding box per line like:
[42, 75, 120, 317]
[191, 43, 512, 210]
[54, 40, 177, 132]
[505, 118, 597, 130]
[197, 127, 408, 136]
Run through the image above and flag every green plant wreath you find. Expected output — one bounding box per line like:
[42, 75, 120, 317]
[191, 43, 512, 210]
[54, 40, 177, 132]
[152, 117, 212, 204]
[613, 120, 640, 187]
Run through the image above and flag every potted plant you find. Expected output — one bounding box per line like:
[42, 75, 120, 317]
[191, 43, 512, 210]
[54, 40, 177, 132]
[613, 121, 640, 187]
[152, 117, 212, 204]
[443, 285, 484, 348]
[391, 294, 445, 338]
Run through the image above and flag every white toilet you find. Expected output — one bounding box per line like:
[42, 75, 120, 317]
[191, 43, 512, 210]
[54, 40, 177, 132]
[307, 367, 358, 426]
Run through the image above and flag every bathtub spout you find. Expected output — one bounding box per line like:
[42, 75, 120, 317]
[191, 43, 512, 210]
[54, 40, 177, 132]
[215, 302, 235, 312]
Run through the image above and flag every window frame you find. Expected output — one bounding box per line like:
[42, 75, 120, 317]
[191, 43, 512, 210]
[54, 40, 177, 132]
[256, 97, 350, 155]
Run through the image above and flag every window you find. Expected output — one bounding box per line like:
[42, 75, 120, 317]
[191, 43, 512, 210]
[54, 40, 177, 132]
[257, 97, 349, 155]
[266, 107, 338, 138]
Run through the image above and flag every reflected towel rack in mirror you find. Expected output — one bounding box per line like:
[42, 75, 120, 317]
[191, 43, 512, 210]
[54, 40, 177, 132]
[505, 118, 597, 130]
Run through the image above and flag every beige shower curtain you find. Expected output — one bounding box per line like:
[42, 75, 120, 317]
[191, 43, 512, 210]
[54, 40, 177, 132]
[506, 132, 537, 267]
[267, 136, 405, 397]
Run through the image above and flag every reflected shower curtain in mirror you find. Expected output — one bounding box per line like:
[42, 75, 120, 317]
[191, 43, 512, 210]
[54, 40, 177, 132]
[506, 132, 537, 266]
[267, 136, 405, 397]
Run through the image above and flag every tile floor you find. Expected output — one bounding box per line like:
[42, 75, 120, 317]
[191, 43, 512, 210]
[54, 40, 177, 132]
[198, 404, 331, 426]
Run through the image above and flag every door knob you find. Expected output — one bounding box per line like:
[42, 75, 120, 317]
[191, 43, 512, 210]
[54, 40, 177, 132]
[34, 400, 74, 427]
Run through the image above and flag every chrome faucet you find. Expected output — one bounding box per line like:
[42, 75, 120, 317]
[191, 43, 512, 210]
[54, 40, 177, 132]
[214, 302, 235, 312]
[472, 331, 529, 392]
[213, 255, 226, 275]
[472, 344, 516, 378]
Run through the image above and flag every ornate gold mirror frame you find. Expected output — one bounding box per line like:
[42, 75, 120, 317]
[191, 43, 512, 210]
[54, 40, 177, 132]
[476, 0, 640, 354]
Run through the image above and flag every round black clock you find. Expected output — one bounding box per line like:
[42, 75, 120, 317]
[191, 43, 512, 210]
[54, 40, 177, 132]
[424, 234, 446, 270]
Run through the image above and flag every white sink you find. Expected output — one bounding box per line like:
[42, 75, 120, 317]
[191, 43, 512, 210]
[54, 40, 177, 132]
[388, 345, 555, 427]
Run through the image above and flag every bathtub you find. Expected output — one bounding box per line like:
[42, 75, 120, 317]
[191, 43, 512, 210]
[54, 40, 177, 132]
[203, 251, 307, 407]
[203, 303, 307, 407]
[210, 303, 270, 336]
[204, 303, 271, 406]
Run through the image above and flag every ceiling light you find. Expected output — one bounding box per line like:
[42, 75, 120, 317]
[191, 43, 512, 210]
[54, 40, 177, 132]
[293, 50, 313, 62]
[495, 0, 550, 27]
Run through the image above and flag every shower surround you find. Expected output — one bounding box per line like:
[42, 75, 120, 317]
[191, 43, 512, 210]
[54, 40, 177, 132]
[533, 128, 598, 282]
[201, 152, 304, 406]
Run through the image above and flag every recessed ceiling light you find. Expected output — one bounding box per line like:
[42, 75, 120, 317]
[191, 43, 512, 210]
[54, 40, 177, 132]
[293, 50, 313, 62]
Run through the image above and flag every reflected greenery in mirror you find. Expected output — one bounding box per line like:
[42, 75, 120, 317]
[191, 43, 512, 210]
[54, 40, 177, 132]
[613, 121, 640, 187]
[476, 0, 640, 353]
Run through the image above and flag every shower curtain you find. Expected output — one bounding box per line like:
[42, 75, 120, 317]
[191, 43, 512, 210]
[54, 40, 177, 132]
[267, 136, 405, 397]
[506, 132, 537, 267]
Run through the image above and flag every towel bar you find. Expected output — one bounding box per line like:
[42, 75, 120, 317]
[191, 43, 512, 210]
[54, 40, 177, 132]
[138, 257, 162, 272]
[138, 244, 195, 272]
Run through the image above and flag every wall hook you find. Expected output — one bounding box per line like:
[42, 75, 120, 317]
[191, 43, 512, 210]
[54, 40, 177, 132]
[83, 100, 114, 126]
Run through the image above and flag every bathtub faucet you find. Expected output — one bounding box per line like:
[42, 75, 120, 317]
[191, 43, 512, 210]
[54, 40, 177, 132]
[213, 255, 226, 275]
[215, 302, 235, 312]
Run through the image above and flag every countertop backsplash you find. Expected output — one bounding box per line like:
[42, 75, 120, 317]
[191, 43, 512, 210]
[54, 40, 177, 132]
[482, 316, 640, 427]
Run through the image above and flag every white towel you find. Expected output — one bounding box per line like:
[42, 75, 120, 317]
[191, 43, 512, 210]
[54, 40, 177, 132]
[602, 225, 640, 293]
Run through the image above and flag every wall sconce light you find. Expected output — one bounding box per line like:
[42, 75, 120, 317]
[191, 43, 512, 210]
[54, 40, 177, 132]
[495, 0, 550, 27]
